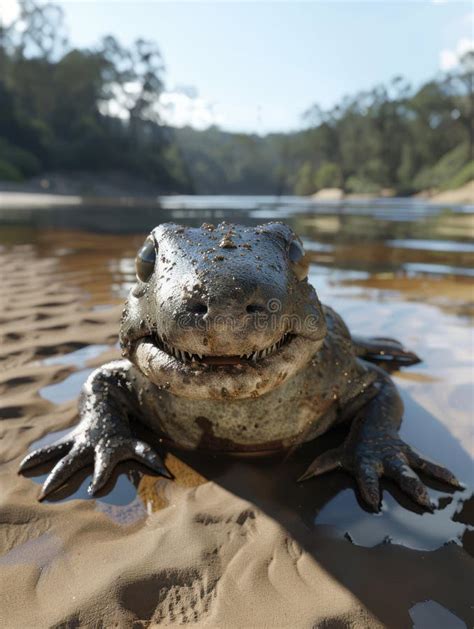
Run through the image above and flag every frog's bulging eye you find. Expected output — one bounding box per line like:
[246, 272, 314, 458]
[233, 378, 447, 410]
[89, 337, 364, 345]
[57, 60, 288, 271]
[135, 237, 156, 282]
[288, 239, 308, 280]
[289, 239, 305, 264]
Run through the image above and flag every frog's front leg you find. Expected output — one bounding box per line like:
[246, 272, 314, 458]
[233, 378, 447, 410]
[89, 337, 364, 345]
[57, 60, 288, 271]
[19, 360, 172, 500]
[299, 366, 461, 511]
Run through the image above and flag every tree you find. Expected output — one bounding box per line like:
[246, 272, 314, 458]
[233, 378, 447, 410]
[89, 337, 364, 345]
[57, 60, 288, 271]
[0, 0, 472, 194]
[4, 0, 68, 60]
[315, 162, 342, 189]
[443, 51, 474, 150]
[294, 162, 315, 196]
[99, 35, 164, 124]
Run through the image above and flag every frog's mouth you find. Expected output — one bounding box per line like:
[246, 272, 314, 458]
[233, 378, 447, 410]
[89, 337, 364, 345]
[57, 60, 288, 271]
[132, 329, 324, 400]
[153, 331, 294, 366]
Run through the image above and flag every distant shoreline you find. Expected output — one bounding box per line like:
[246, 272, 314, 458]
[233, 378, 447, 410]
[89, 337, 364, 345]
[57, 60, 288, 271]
[0, 176, 474, 211]
[0, 185, 472, 211]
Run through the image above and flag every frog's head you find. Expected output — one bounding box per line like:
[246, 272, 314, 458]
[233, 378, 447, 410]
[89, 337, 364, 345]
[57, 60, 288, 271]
[120, 222, 327, 400]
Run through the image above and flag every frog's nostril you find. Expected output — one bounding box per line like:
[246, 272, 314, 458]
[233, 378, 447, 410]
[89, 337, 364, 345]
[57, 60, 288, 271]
[188, 301, 208, 315]
[246, 303, 267, 314]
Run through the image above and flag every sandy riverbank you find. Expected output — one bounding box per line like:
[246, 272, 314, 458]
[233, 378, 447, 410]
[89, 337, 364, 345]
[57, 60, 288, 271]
[427, 180, 474, 205]
[310, 181, 473, 205]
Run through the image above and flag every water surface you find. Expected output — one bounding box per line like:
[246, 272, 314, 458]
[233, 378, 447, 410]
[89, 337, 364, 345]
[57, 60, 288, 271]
[1, 196, 473, 553]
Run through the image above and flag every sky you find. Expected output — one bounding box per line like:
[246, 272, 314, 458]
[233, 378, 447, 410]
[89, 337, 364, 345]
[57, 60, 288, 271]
[1, 0, 473, 133]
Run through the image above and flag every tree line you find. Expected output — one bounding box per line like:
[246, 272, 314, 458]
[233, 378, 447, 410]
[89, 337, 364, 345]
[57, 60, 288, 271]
[0, 0, 472, 195]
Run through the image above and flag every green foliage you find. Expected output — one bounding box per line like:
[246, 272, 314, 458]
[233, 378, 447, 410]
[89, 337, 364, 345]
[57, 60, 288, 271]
[172, 127, 284, 194]
[0, 139, 41, 177]
[294, 162, 315, 196]
[0, 1, 172, 187]
[442, 159, 474, 190]
[345, 175, 380, 195]
[413, 143, 471, 191]
[0, 160, 22, 181]
[396, 144, 416, 193]
[315, 162, 342, 190]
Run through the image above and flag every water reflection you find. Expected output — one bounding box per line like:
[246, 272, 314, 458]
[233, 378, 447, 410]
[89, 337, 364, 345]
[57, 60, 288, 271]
[387, 239, 474, 253]
[409, 600, 467, 629]
[40, 369, 95, 404]
[315, 487, 469, 551]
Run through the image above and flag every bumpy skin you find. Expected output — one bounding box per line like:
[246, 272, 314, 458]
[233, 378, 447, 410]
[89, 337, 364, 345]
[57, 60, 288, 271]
[20, 222, 460, 510]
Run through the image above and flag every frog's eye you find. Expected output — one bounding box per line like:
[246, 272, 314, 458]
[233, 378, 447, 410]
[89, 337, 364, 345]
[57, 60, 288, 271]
[289, 239, 304, 263]
[288, 238, 308, 280]
[135, 237, 156, 282]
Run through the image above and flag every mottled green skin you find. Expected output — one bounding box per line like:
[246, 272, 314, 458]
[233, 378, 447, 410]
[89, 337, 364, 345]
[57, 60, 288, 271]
[20, 222, 460, 510]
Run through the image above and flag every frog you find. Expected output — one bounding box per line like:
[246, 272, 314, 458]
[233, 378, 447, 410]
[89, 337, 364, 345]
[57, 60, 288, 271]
[19, 221, 461, 510]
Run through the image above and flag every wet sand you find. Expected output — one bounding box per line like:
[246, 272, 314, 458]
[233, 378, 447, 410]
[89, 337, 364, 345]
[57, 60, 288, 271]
[0, 224, 473, 628]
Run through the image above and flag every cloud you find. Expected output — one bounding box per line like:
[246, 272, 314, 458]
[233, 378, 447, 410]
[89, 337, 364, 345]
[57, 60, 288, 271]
[464, 11, 474, 24]
[440, 37, 474, 71]
[98, 84, 223, 130]
[158, 89, 223, 130]
[440, 50, 457, 71]
[0, 0, 20, 27]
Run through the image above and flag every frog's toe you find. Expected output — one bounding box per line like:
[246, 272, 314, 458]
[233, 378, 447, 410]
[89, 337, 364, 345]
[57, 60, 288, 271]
[87, 438, 172, 496]
[131, 440, 173, 479]
[407, 448, 462, 489]
[298, 447, 343, 481]
[384, 457, 434, 510]
[87, 447, 116, 495]
[354, 462, 382, 511]
[39, 445, 93, 500]
[19, 436, 74, 472]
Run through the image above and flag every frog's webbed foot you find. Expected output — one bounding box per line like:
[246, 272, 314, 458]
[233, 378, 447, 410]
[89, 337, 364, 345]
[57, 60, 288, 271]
[299, 437, 462, 512]
[352, 335, 421, 371]
[19, 431, 172, 501]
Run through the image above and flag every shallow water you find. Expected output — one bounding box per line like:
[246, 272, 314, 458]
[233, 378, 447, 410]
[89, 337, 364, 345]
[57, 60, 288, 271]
[1, 198, 473, 554]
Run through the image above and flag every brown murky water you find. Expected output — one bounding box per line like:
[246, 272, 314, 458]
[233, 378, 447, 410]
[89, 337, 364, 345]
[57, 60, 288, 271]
[0, 197, 473, 627]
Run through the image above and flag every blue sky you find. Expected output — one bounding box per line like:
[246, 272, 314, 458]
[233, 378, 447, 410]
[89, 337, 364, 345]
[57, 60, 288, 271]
[4, 1, 474, 133]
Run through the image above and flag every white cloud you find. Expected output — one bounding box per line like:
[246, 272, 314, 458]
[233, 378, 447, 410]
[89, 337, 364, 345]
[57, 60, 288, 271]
[440, 49, 458, 71]
[98, 84, 224, 130]
[464, 11, 474, 24]
[158, 92, 297, 134]
[158, 89, 223, 130]
[0, 0, 20, 26]
[440, 37, 474, 71]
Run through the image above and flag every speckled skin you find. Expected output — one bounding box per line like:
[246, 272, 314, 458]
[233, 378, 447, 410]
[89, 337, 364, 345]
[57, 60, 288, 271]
[20, 222, 460, 510]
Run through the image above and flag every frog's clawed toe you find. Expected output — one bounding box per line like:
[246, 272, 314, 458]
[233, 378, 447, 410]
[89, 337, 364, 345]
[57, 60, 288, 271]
[297, 447, 343, 482]
[38, 444, 93, 500]
[19, 433, 172, 500]
[87, 438, 173, 496]
[19, 435, 74, 473]
[354, 336, 421, 370]
[299, 438, 461, 512]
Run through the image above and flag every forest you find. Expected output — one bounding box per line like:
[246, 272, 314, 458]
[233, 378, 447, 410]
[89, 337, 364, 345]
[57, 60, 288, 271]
[1, 0, 473, 196]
